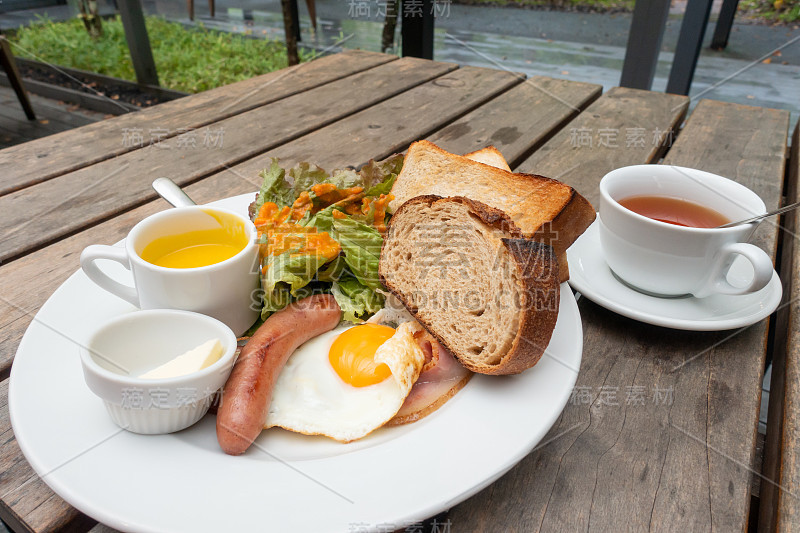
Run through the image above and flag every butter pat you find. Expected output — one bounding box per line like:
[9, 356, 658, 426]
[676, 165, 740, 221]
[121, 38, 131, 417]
[140, 339, 224, 379]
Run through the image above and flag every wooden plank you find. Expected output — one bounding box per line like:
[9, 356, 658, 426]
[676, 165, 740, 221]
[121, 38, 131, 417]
[518, 86, 689, 204]
[0, 380, 94, 533]
[0, 72, 139, 116]
[0, 57, 456, 264]
[425, 76, 601, 169]
[0, 88, 101, 130]
[445, 87, 688, 531]
[757, 137, 793, 528]
[0, 108, 68, 137]
[88, 524, 120, 533]
[651, 100, 786, 532]
[222, 65, 523, 175]
[448, 97, 789, 531]
[14, 58, 187, 102]
[777, 119, 800, 533]
[0, 50, 396, 195]
[0, 110, 64, 136]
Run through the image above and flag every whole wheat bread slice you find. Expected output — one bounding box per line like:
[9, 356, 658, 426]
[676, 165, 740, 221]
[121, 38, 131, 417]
[379, 195, 560, 375]
[461, 146, 571, 283]
[390, 141, 594, 278]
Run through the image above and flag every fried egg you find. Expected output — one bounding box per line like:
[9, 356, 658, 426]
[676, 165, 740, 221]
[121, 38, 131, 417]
[265, 321, 426, 442]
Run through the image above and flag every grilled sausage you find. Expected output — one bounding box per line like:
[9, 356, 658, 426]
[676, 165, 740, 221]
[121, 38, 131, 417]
[216, 294, 341, 455]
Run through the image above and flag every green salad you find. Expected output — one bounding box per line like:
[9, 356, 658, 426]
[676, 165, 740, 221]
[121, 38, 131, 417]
[249, 154, 403, 324]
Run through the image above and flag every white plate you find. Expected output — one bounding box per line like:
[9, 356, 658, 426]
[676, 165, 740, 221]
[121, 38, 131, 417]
[10, 194, 583, 533]
[567, 220, 782, 331]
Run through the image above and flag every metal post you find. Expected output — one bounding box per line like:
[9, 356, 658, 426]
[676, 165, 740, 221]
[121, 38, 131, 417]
[117, 0, 159, 86]
[401, 0, 434, 60]
[666, 0, 714, 95]
[619, 0, 671, 90]
[290, 0, 301, 42]
[711, 0, 739, 50]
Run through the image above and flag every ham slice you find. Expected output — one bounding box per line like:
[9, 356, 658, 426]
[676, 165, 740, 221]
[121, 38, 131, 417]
[387, 332, 472, 426]
[368, 294, 472, 425]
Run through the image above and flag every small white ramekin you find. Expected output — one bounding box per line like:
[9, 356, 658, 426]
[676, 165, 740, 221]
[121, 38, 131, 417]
[80, 309, 238, 434]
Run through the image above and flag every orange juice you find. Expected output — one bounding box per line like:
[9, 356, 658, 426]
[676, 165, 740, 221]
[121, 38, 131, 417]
[141, 211, 248, 268]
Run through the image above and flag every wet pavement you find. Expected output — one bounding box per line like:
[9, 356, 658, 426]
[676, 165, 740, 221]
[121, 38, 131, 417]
[150, 0, 800, 121]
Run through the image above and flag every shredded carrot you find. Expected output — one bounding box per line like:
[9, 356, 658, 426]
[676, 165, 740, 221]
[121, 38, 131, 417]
[254, 182, 392, 269]
[256, 201, 341, 267]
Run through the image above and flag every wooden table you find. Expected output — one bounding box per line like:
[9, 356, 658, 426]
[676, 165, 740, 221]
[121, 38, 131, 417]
[0, 49, 797, 532]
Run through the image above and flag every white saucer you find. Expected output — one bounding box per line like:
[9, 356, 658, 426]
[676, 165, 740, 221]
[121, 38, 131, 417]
[567, 221, 783, 331]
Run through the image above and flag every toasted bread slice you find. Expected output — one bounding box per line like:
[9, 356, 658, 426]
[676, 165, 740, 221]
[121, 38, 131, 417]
[462, 146, 511, 172]
[390, 141, 595, 272]
[379, 195, 560, 375]
[462, 146, 571, 283]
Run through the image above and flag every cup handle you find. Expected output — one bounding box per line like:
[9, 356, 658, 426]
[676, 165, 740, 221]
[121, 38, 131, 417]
[80, 245, 140, 307]
[695, 242, 773, 298]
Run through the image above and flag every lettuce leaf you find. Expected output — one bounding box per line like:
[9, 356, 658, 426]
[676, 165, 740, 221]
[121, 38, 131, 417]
[331, 276, 385, 323]
[316, 254, 348, 283]
[288, 162, 330, 195]
[332, 215, 383, 290]
[326, 168, 362, 190]
[260, 250, 331, 319]
[252, 159, 294, 216]
[364, 174, 397, 197]
[361, 154, 404, 195]
[304, 204, 336, 233]
[251, 154, 403, 218]
[252, 154, 402, 321]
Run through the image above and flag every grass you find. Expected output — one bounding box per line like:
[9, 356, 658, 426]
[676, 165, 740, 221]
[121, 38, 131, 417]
[740, 0, 800, 23]
[7, 16, 310, 93]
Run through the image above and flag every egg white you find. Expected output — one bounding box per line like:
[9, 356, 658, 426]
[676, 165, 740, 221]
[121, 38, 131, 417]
[265, 321, 425, 442]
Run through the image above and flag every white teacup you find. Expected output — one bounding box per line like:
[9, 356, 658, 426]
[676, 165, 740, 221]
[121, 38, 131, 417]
[599, 165, 774, 298]
[80, 206, 260, 335]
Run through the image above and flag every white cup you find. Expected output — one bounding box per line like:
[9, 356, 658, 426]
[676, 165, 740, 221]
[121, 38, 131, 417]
[80, 206, 260, 335]
[599, 165, 774, 298]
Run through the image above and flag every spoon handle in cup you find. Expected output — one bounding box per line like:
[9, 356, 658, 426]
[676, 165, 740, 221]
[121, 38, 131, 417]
[152, 178, 196, 208]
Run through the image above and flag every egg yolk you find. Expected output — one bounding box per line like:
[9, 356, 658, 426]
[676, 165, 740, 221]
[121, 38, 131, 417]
[329, 324, 395, 387]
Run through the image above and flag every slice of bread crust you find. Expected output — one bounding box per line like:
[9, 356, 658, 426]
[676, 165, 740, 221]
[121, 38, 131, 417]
[462, 146, 512, 172]
[462, 145, 571, 284]
[379, 195, 560, 375]
[390, 140, 595, 267]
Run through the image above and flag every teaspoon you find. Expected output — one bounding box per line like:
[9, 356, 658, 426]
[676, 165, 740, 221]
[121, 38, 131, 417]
[152, 177, 197, 207]
[718, 200, 800, 228]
